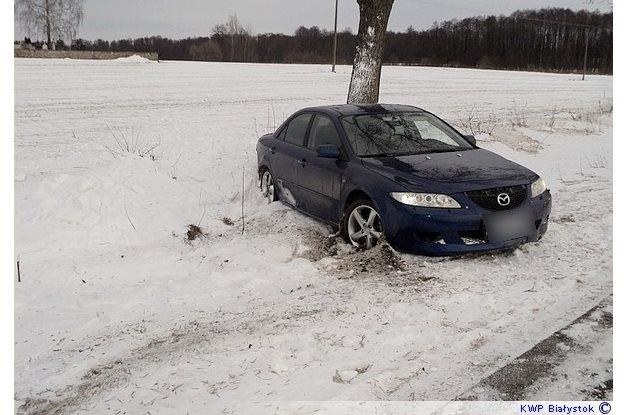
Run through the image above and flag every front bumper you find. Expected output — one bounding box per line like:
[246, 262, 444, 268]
[382, 190, 552, 256]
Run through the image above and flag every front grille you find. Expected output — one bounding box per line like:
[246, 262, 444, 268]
[459, 229, 487, 245]
[465, 185, 527, 211]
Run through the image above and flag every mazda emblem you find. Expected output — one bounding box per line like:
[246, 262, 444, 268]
[497, 193, 511, 206]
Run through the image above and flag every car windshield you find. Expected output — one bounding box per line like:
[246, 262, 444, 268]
[341, 111, 473, 157]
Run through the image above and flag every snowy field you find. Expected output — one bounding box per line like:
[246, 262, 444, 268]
[14, 58, 612, 413]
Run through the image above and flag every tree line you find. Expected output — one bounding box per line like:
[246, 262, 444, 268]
[64, 8, 611, 73]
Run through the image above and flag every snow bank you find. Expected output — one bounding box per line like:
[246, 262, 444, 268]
[114, 54, 154, 63]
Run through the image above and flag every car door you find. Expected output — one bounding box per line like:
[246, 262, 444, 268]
[297, 114, 348, 223]
[270, 113, 313, 209]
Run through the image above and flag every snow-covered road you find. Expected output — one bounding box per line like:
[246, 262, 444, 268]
[14, 59, 612, 414]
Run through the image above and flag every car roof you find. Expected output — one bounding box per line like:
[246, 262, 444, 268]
[298, 103, 425, 117]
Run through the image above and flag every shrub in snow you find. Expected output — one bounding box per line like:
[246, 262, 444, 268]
[185, 224, 204, 242]
[104, 126, 161, 160]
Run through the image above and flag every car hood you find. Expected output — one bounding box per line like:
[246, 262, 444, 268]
[361, 149, 538, 193]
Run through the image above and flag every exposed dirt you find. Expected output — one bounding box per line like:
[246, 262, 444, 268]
[296, 230, 436, 286]
[553, 214, 576, 224]
[330, 241, 406, 278]
[185, 224, 204, 242]
[300, 229, 340, 262]
[587, 378, 613, 400]
[457, 296, 613, 401]
[491, 126, 543, 153]
[460, 331, 577, 401]
[221, 217, 235, 226]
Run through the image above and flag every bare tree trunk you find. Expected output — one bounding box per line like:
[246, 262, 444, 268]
[231, 35, 235, 61]
[347, 0, 394, 104]
[45, 0, 52, 49]
[582, 27, 589, 80]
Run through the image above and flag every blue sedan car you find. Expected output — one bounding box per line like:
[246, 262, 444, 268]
[256, 104, 551, 256]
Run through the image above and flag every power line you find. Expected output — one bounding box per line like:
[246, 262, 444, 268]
[402, 0, 495, 16]
[332, 0, 338, 72]
[401, 0, 612, 80]
[519, 16, 611, 31]
[402, 0, 612, 31]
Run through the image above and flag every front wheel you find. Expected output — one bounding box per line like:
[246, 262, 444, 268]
[342, 199, 384, 249]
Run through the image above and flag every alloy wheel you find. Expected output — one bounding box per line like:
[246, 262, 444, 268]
[260, 171, 275, 203]
[347, 205, 383, 249]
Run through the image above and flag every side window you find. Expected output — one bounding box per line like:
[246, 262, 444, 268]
[284, 113, 312, 147]
[276, 126, 287, 140]
[307, 115, 342, 151]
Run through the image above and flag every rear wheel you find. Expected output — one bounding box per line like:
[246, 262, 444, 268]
[260, 169, 277, 203]
[342, 199, 384, 249]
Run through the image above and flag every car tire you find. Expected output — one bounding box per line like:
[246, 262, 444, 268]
[341, 198, 384, 250]
[260, 168, 278, 203]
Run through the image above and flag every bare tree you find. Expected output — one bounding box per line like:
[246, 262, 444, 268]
[15, 0, 84, 49]
[586, 0, 613, 10]
[347, 0, 394, 104]
[212, 14, 253, 62]
[61, 0, 84, 48]
[226, 14, 241, 61]
[189, 40, 223, 61]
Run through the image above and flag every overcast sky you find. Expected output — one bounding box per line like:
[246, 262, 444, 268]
[15, 0, 612, 41]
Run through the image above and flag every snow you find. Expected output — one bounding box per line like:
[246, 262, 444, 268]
[14, 58, 612, 413]
[529, 307, 612, 400]
[113, 54, 154, 63]
[457, 297, 612, 401]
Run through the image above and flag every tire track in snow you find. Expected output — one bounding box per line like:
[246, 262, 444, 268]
[16, 297, 331, 414]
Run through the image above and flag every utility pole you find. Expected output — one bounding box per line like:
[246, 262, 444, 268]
[582, 27, 590, 80]
[332, 0, 338, 72]
[44, 0, 52, 50]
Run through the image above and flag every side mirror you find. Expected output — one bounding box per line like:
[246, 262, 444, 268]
[316, 144, 341, 159]
[464, 134, 477, 146]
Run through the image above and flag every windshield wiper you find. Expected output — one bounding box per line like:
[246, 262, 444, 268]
[424, 148, 462, 154]
[360, 152, 397, 158]
[360, 148, 468, 157]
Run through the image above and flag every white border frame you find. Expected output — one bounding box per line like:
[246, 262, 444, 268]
[1, 0, 15, 413]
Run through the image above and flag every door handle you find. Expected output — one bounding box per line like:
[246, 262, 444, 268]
[297, 159, 307, 166]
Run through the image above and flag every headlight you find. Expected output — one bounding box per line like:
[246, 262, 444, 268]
[530, 177, 547, 197]
[390, 192, 461, 208]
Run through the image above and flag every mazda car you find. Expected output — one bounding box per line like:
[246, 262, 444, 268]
[256, 104, 551, 256]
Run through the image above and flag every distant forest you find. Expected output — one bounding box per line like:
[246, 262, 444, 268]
[62, 8, 612, 73]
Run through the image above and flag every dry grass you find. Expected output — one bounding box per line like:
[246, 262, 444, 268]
[455, 106, 497, 136]
[510, 101, 529, 128]
[104, 126, 161, 160]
